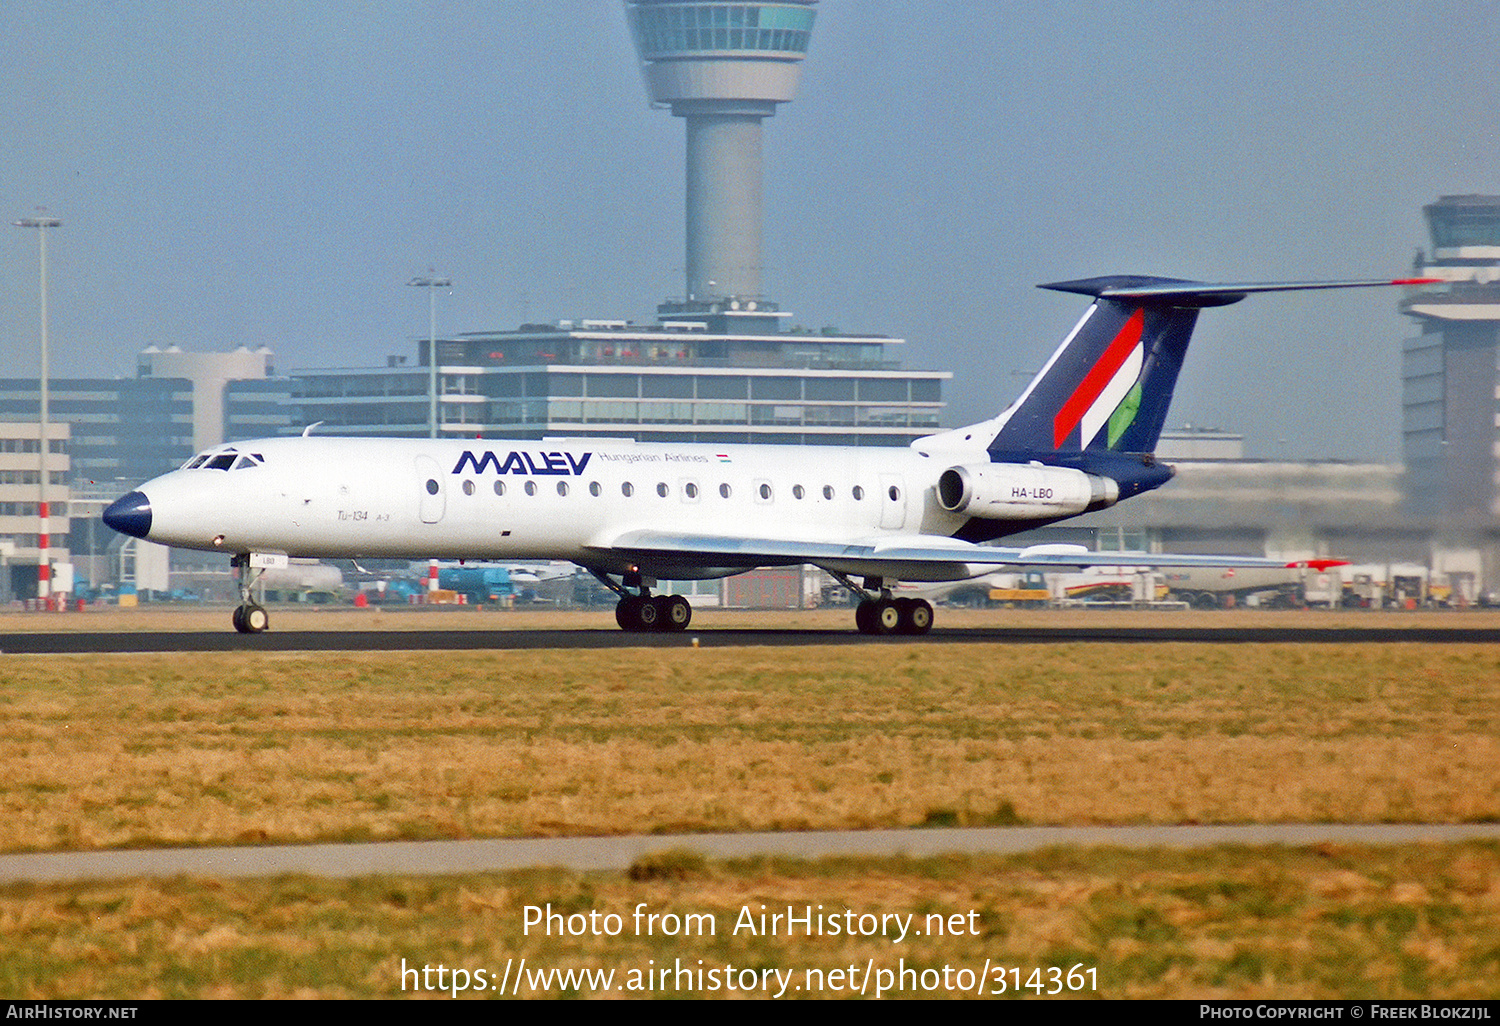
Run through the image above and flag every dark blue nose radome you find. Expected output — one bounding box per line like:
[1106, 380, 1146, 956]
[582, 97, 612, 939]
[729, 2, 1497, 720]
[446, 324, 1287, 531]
[103, 491, 152, 539]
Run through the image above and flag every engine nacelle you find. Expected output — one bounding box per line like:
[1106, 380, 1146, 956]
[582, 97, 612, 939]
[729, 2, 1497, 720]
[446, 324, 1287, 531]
[935, 463, 1120, 520]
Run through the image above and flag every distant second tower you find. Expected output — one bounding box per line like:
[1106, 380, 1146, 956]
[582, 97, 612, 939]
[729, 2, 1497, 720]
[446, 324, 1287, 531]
[626, 1, 817, 307]
[1402, 195, 1500, 519]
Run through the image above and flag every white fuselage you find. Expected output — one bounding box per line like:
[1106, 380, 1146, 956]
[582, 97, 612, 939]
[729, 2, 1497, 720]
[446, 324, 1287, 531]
[137, 436, 977, 575]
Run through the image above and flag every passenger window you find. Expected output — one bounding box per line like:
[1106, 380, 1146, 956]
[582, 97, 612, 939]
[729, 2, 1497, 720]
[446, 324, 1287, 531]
[792, 485, 805, 500]
[758, 482, 772, 501]
[823, 485, 834, 500]
[493, 481, 506, 496]
[462, 480, 475, 496]
[852, 486, 865, 500]
[684, 482, 699, 499]
[425, 479, 439, 495]
[888, 485, 901, 501]
[557, 481, 569, 496]
[622, 482, 634, 497]
[589, 481, 601, 497]
[524, 481, 537, 496]
[719, 483, 732, 498]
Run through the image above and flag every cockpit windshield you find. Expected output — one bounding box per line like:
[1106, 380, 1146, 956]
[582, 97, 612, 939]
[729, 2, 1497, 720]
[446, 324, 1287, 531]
[181, 448, 265, 471]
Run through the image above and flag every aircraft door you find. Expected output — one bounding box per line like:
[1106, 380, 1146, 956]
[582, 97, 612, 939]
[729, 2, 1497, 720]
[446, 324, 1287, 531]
[416, 456, 446, 524]
[879, 474, 907, 530]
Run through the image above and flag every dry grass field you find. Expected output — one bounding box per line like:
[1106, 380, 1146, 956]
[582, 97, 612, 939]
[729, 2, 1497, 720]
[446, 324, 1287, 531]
[4, 846, 1499, 999]
[0, 640, 1496, 852]
[3, 608, 1497, 999]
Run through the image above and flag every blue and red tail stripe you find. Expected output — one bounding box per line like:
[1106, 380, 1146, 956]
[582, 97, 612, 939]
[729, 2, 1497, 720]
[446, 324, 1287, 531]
[984, 275, 1438, 459]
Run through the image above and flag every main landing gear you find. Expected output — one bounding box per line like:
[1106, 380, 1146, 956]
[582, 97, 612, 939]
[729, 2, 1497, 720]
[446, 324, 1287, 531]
[230, 553, 270, 634]
[831, 571, 934, 636]
[853, 595, 934, 636]
[594, 570, 693, 633]
[615, 593, 693, 633]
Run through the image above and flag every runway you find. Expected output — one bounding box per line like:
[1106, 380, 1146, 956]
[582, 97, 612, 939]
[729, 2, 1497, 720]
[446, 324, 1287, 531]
[2, 623, 1498, 653]
[4, 823, 1500, 884]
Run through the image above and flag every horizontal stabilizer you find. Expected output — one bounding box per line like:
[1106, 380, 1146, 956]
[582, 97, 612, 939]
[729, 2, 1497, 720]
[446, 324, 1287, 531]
[1040, 275, 1441, 308]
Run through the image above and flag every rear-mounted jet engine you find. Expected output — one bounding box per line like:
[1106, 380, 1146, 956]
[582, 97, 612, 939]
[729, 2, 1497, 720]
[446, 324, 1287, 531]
[935, 463, 1119, 520]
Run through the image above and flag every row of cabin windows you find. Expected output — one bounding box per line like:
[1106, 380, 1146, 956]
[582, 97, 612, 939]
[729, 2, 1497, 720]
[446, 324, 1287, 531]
[433, 479, 902, 503]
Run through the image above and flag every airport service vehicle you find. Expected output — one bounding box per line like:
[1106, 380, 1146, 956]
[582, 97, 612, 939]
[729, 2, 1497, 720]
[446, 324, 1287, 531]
[438, 564, 516, 605]
[1162, 565, 1310, 609]
[987, 571, 1051, 609]
[102, 275, 1421, 635]
[1338, 563, 1432, 608]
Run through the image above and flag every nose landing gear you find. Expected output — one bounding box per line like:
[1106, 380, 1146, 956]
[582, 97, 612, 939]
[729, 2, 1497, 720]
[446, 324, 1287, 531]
[230, 553, 270, 634]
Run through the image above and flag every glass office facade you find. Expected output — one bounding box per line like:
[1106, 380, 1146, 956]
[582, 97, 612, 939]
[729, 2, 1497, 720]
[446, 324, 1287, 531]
[0, 377, 194, 486]
[292, 322, 947, 446]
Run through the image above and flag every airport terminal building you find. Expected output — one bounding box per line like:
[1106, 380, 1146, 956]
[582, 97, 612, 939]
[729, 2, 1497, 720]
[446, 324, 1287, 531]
[291, 303, 947, 447]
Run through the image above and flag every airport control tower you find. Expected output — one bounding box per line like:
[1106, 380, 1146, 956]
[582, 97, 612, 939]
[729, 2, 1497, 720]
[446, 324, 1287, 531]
[1402, 195, 1500, 519]
[625, 1, 817, 312]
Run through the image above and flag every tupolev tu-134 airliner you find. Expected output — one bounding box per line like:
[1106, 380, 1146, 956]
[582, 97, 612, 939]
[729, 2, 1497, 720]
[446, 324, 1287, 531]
[103, 275, 1428, 635]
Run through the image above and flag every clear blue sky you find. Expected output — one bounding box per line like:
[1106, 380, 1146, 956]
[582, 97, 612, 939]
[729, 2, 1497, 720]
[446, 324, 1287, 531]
[3, 1, 1497, 459]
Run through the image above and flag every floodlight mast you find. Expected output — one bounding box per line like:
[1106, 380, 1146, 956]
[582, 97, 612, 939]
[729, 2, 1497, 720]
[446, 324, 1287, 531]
[408, 274, 452, 439]
[13, 215, 61, 606]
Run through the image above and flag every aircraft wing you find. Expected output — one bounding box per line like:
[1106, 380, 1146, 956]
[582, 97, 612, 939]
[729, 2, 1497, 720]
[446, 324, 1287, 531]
[589, 529, 1327, 582]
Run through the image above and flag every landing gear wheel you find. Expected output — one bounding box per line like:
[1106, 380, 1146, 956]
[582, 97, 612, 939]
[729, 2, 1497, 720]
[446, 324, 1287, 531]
[855, 599, 877, 634]
[616, 595, 643, 631]
[636, 595, 666, 630]
[899, 598, 934, 635]
[873, 597, 902, 635]
[664, 595, 692, 631]
[244, 604, 270, 633]
[233, 603, 269, 634]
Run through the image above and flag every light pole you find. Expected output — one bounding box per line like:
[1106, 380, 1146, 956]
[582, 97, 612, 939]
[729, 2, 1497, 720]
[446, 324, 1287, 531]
[14, 215, 60, 607]
[408, 274, 452, 439]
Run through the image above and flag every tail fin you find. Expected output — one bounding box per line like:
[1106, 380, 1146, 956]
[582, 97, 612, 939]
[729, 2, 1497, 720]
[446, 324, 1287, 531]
[987, 276, 1205, 454]
[974, 275, 1434, 457]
